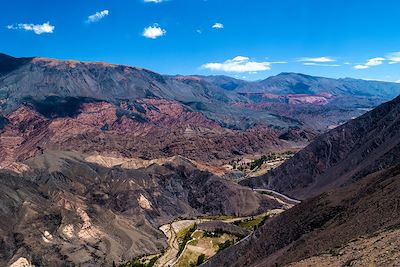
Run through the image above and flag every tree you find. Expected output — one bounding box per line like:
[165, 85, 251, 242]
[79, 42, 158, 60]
[197, 254, 206, 265]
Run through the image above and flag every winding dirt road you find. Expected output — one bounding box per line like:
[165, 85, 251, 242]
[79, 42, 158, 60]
[155, 220, 204, 267]
[253, 188, 301, 204]
[155, 190, 300, 266]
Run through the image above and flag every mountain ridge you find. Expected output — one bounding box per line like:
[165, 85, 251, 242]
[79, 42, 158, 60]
[2, 52, 400, 132]
[2, 53, 400, 98]
[241, 94, 400, 199]
[204, 92, 400, 267]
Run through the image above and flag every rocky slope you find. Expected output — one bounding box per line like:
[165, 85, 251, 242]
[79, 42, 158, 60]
[0, 151, 280, 267]
[204, 95, 400, 266]
[226, 72, 400, 130]
[0, 53, 314, 170]
[0, 53, 297, 131]
[2, 53, 400, 133]
[241, 94, 400, 199]
[204, 164, 400, 266]
[1, 53, 400, 267]
[0, 97, 296, 171]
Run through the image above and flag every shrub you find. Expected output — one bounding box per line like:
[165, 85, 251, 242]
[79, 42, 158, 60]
[196, 254, 206, 265]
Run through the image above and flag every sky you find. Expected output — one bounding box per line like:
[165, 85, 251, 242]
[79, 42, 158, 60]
[1, 0, 400, 82]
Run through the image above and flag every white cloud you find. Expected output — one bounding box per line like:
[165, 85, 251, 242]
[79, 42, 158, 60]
[354, 64, 369, 69]
[201, 56, 271, 73]
[7, 22, 54, 35]
[87, 10, 109, 23]
[354, 57, 385, 69]
[396, 80, 400, 83]
[232, 56, 249, 61]
[303, 62, 340, 67]
[354, 52, 400, 69]
[143, 24, 166, 39]
[386, 52, 400, 64]
[365, 57, 385, 66]
[144, 0, 164, 2]
[298, 56, 335, 63]
[212, 23, 224, 29]
[362, 78, 392, 82]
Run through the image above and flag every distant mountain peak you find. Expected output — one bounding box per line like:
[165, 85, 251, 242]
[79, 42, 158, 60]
[0, 52, 33, 75]
[0, 53, 16, 60]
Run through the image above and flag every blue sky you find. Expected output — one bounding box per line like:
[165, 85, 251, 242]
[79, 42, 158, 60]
[1, 0, 400, 81]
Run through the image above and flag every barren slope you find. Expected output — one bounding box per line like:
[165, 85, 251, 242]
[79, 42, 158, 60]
[242, 94, 400, 199]
[204, 164, 400, 267]
[0, 151, 281, 266]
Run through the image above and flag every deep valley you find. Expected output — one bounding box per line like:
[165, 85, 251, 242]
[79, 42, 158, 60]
[1, 53, 400, 267]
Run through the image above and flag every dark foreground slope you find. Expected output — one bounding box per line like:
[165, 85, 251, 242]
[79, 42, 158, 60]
[204, 164, 400, 267]
[242, 94, 400, 199]
[205, 96, 400, 266]
[0, 151, 280, 267]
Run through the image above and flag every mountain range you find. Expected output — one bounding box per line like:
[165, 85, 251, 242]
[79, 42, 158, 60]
[1, 53, 400, 266]
[2, 53, 400, 130]
[1, 53, 400, 169]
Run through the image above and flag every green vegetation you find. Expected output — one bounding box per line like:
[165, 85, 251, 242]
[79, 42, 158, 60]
[177, 224, 196, 240]
[202, 228, 224, 238]
[231, 151, 295, 172]
[176, 229, 240, 267]
[250, 155, 268, 170]
[217, 239, 235, 252]
[196, 254, 206, 265]
[176, 249, 202, 267]
[199, 214, 236, 220]
[191, 231, 203, 239]
[250, 153, 283, 170]
[119, 255, 160, 267]
[260, 191, 273, 196]
[234, 214, 270, 230]
[177, 224, 197, 256]
[147, 257, 159, 267]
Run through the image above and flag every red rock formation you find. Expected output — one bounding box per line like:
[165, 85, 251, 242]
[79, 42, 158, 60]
[0, 99, 299, 168]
